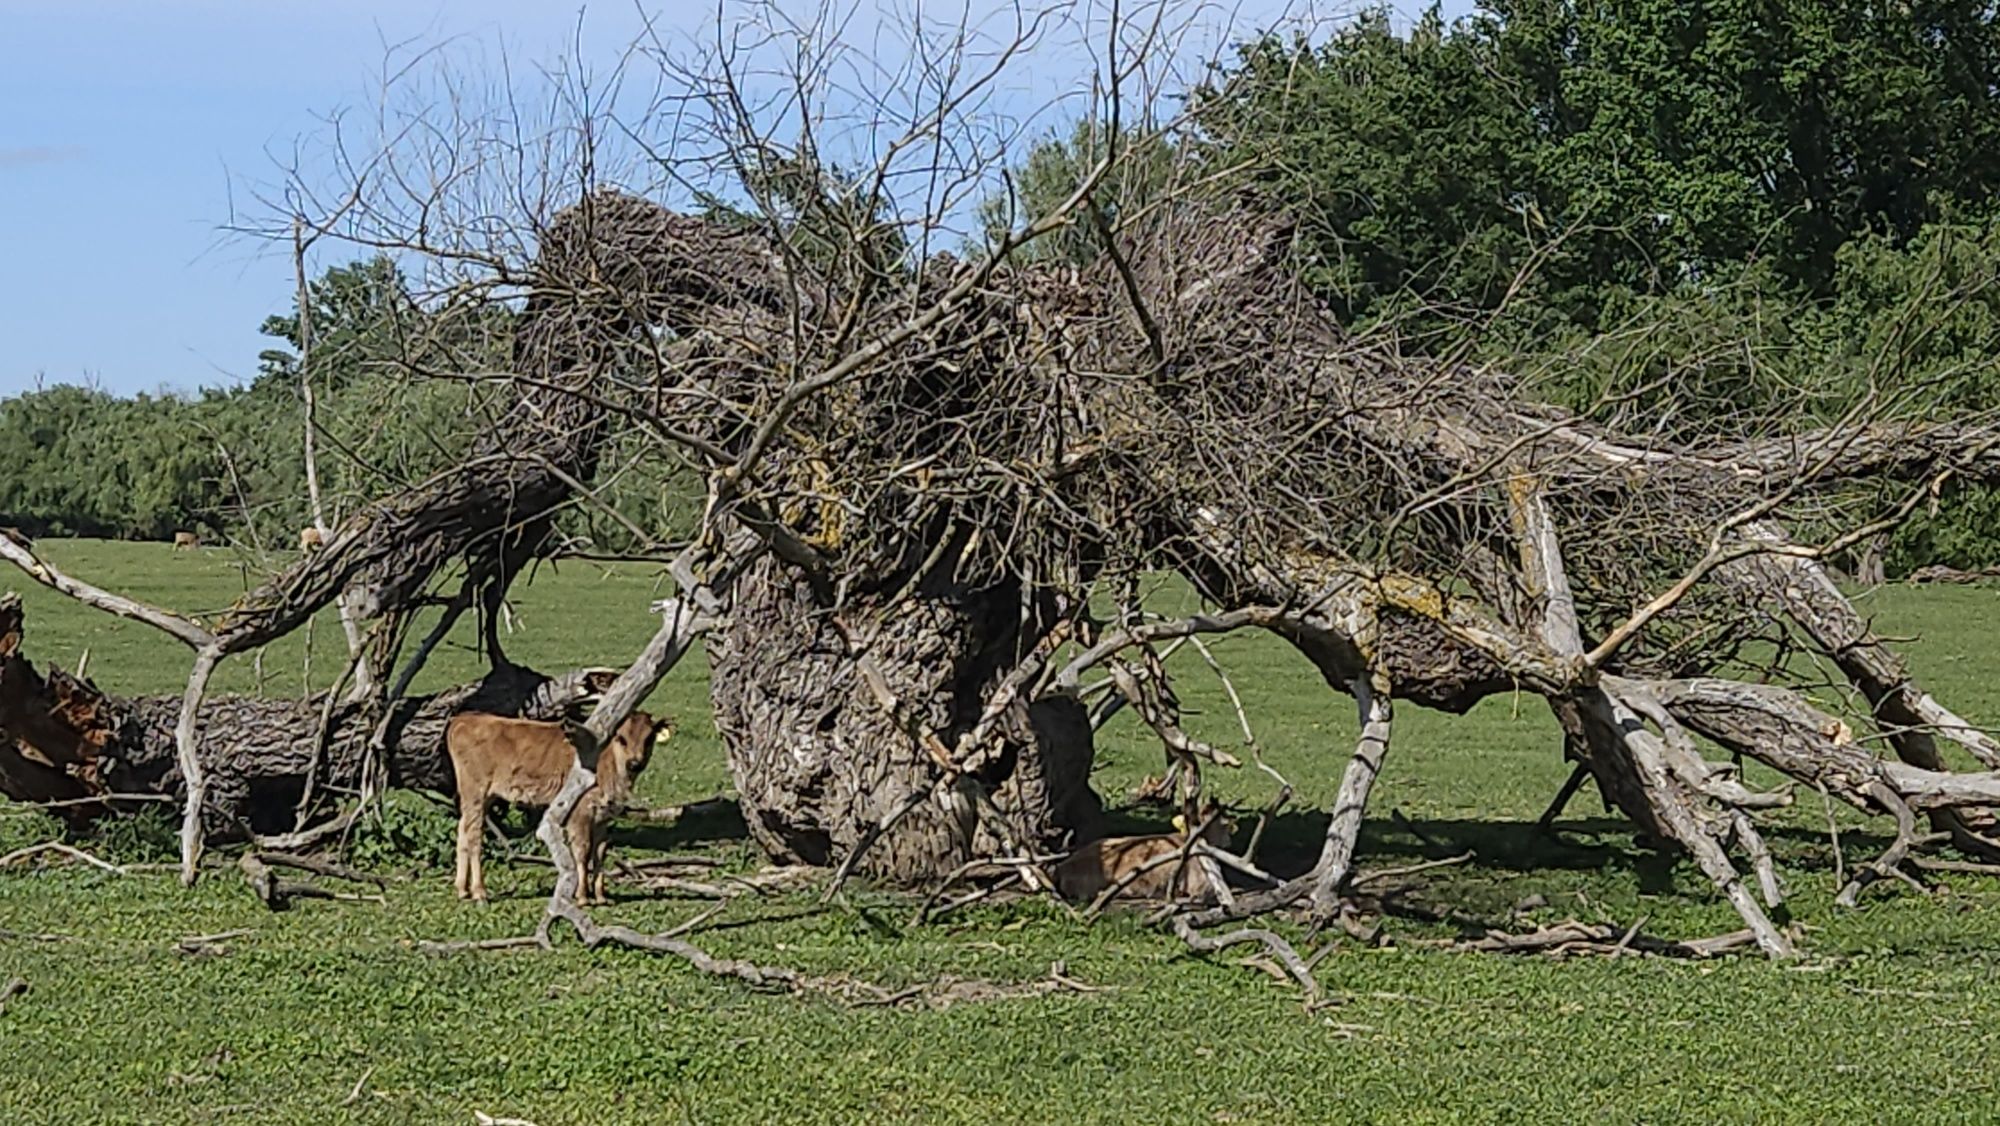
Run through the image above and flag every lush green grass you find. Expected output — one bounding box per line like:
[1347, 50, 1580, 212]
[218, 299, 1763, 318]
[6, 540, 2000, 1123]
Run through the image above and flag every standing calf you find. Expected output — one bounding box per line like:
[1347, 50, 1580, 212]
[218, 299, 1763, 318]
[171, 530, 200, 550]
[1054, 801, 1235, 906]
[447, 710, 670, 905]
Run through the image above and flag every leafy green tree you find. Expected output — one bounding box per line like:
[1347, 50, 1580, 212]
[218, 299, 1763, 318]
[1192, 11, 1548, 329]
[975, 119, 1177, 266]
[255, 256, 422, 394]
[246, 255, 515, 545]
[1188, 0, 2000, 334]
[0, 257, 516, 549]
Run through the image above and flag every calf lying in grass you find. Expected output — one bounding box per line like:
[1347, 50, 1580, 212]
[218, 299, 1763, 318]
[447, 710, 670, 905]
[1054, 802, 1235, 906]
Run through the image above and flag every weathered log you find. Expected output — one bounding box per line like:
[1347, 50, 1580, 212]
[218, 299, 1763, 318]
[0, 593, 609, 837]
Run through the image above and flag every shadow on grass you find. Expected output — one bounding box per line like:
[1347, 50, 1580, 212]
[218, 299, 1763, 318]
[1197, 809, 1633, 880]
[614, 799, 751, 853]
[492, 793, 1907, 926]
[1230, 808, 1896, 895]
[490, 797, 752, 854]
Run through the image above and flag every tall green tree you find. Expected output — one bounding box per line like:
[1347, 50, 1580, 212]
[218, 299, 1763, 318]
[1193, 10, 1546, 329]
[975, 119, 1177, 266]
[1187, 0, 2000, 334]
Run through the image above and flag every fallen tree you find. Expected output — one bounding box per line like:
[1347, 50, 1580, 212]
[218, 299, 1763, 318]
[6, 2, 2000, 969]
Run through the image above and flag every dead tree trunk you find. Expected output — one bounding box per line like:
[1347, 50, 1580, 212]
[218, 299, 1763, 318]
[709, 558, 1102, 881]
[0, 594, 607, 837]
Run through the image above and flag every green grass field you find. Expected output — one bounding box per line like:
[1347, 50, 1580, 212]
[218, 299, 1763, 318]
[5, 539, 2000, 1123]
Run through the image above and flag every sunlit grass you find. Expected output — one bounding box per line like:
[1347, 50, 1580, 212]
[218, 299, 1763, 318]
[4, 540, 2000, 1123]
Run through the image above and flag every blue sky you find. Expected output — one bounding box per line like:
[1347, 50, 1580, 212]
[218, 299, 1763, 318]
[0, 0, 1468, 399]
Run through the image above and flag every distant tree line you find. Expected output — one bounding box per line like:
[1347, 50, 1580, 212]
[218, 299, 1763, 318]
[0, 256, 698, 558]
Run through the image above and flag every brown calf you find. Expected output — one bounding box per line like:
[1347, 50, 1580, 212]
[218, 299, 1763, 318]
[1054, 801, 1235, 906]
[299, 526, 324, 552]
[447, 710, 670, 905]
[171, 531, 200, 550]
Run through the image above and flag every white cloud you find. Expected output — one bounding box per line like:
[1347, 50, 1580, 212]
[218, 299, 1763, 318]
[0, 145, 85, 169]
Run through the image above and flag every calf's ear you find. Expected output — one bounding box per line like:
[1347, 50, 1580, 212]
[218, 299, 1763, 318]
[560, 717, 600, 759]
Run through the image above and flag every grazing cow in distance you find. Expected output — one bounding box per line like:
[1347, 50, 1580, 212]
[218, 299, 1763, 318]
[171, 531, 200, 550]
[447, 709, 671, 906]
[1054, 800, 1235, 906]
[299, 526, 324, 552]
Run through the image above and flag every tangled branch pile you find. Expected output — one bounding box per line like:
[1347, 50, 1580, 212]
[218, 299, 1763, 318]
[298, 186, 2000, 955]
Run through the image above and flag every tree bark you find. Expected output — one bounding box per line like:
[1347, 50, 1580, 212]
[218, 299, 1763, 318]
[708, 558, 1103, 882]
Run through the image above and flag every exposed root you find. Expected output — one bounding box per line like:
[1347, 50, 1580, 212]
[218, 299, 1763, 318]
[239, 852, 387, 910]
[1446, 919, 1763, 959]
[0, 841, 128, 875]
[1837, 783, 1947, 907]
[1171, 915, 1322, 1003]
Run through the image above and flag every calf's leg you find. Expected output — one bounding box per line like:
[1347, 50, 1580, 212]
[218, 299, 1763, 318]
[562, 808, 595, 908]
[456, 796, 489, 902]
[588, 823, 612, 905]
